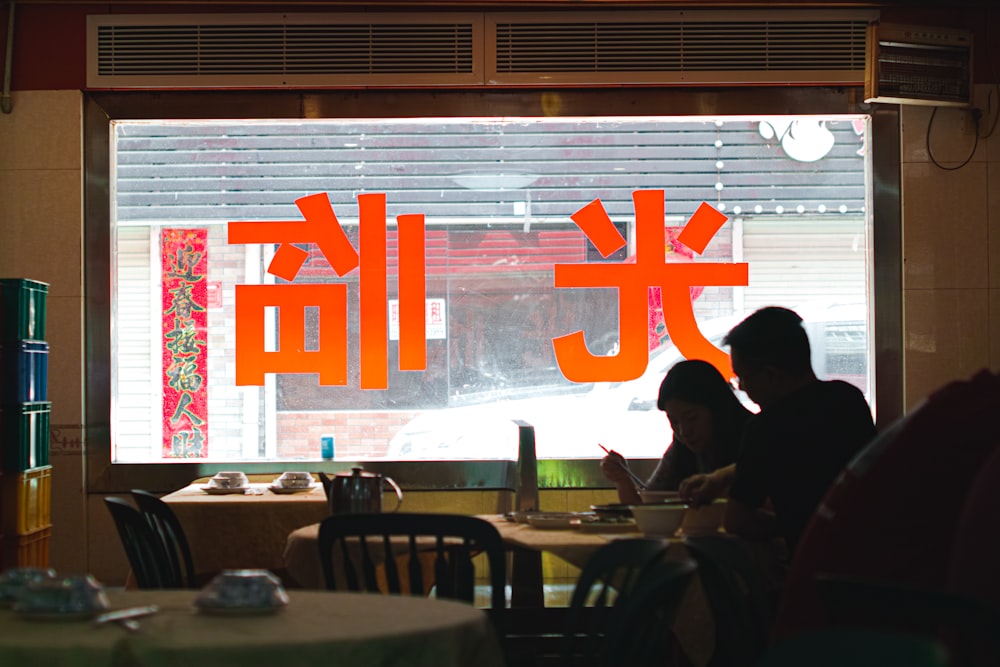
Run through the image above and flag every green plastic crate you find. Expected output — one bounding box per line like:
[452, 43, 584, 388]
[0, 279, 49, 342]
[0, 402, 50, 473]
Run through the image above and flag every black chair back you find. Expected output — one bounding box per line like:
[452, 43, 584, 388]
[317, 512, 507, 632]
[682, 534, 776, 666]
[104, 496, 174, 589]
[561, 537, 673, 666]
[131, 489, 197, 588]
[601, 557, 699, 667]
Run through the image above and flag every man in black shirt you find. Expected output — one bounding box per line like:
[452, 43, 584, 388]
[680, 306, 876, 554]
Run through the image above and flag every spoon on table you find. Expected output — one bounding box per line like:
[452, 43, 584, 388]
[598, 443, 647, 490]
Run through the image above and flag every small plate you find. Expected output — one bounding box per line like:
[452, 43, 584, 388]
[15, 609, 101, 621]
[573, 517, 640, 534]
[268, 483, 318, 494]
[527, 514, 576, 530]
[195, 602, 286, 616]
[200, 485, 250, 495]
[590, 503, 635, 519]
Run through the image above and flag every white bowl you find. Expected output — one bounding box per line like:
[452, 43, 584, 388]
[210, 472, 249, 489]
[196, 570, 289, 612]
[14, 575, 109, 617]
[275, 472, 313, 488]
[0, 567, 57, 605]
[639, 490, 682, 504]
[681, 500, 727, 535]
[631, 504, 687, 536]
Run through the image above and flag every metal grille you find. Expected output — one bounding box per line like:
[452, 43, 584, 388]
[88, 10, 876, 89]
[493, 20, 868, 73]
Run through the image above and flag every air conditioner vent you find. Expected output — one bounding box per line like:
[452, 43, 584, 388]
[87, 9, 876, 89]
[88, 13, 481, 88]
[495, 22, 867, 72]
[489, 10, 874, 85]
[97, 24, 475, 75]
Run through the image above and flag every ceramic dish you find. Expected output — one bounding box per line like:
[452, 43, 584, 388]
[195, 570, 289, 615]
[590, 503, 635, 519]
[0, 567, 58, 606]
[200, 485, 250, 495]
[268, 483, 319, 494]
[13, 575, 109, 620]
[527, 513, 577, 530]
[195, 600, 287, 616]
[572, 518, 640, 534]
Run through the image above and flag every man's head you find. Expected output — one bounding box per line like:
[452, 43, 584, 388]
[723, 306, 816, 408]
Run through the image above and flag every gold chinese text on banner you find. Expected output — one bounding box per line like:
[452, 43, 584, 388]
[161, 228, 209, 458]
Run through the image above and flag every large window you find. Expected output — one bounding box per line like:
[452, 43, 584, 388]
[110, 114, 871, 463]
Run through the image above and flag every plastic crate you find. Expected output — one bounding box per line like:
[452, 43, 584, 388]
[0, 279, 48, 342]
[0, 402, 51, 473]
[0, 525, 50, 570]
[0, 465, 51, 534]
[0, 340, 49, 403]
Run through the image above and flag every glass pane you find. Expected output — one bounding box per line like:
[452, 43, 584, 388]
[110, 115, 871, 463]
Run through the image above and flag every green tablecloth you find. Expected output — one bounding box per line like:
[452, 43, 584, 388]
[0, 590, 504, 667]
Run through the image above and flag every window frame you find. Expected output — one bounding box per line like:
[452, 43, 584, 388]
[84, 87, 902, 494]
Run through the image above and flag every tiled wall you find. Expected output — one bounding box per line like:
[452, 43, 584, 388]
[0, 90, 87, 576]
[2, 86, 998, 579]
[900, 83, 1000, 410]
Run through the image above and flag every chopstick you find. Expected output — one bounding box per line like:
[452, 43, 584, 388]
[598, 443, 647, 490]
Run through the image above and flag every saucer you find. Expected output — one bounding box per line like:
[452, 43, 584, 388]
[268, 483, 318, 494]
[573, 517, 640, 534]
[15, 609, 101, 621]
[200, 485, 249, 495]
[195, 600, 287, 616]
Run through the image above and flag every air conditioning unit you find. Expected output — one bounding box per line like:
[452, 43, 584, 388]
[865, 22, 973, 107]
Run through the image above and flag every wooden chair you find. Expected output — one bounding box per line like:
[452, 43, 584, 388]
[316, 512, 507, 633]
[104, 497, 174, 589]
[131, 489, 197, 588]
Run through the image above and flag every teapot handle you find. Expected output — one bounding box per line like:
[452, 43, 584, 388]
[383, 475, 403, 513]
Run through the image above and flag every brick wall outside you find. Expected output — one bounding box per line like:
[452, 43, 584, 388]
[275, 411, 421, 459]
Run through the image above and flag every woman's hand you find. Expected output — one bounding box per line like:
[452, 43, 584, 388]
[600, 451, 642, 505]
[600, 451, 634, 484]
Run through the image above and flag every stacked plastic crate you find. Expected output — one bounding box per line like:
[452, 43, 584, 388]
[0, 278, 52, 569]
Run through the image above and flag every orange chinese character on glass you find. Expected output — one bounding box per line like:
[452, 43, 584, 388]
[228, 193, 426, 390]
[553, 190, 749, 382]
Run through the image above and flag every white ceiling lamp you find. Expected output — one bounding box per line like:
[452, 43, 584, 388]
[758, 118, 836, 163]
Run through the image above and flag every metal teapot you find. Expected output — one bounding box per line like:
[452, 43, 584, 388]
[326, 467, 403, 515]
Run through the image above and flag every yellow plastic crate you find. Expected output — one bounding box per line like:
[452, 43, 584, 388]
[0, 465, 52, 534]
[0, 525, 50, 570]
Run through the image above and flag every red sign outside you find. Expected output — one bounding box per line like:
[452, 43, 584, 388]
[161, 228, 209, 458]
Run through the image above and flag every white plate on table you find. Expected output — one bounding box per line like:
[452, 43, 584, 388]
[572, 518, 640, 534]
[195, 602, 287, 616]
[267, 483, 319, 494]
[200, 486, 250, 495]
[14, 609, 102, 622]
[527, 512, 579, 530]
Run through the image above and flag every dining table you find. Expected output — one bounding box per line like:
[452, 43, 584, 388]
[161, 479, 329, 582]
[0, 588, 505, 667]
[284, 513, 741, 667]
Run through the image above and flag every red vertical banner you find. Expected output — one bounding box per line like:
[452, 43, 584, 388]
[161, 229, 209, 458]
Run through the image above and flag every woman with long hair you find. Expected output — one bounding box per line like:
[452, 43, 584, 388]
[601, 359, 753, 505]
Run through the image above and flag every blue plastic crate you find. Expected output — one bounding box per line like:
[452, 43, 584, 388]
[0, 279, 48, 342]
[0, 341, 48, 403]
[0, 402, 50, 473]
